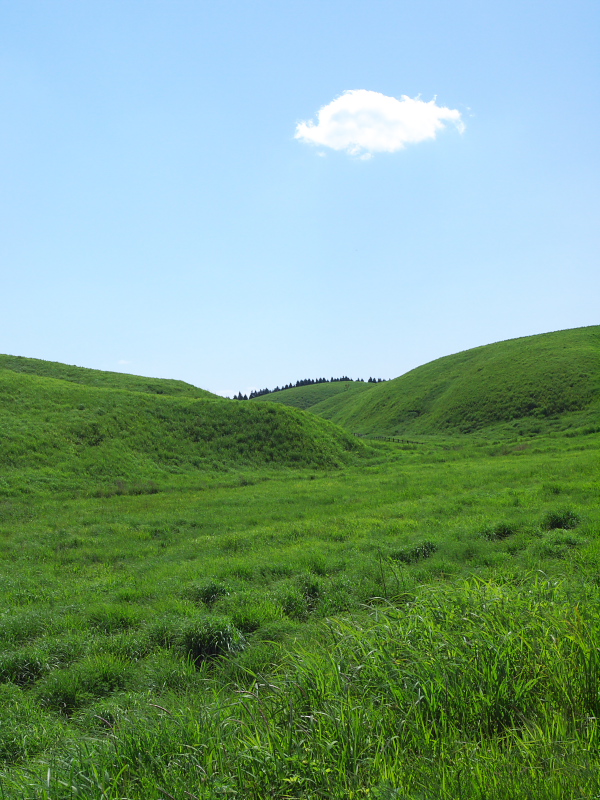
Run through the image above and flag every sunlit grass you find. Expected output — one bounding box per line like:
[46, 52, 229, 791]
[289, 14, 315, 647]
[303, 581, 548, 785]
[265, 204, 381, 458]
[0, 428, 598, 796]
[0, 342, 599, 797]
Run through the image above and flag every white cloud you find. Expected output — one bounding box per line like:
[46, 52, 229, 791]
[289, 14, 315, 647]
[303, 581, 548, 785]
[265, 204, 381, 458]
[295, 90, 464, 157]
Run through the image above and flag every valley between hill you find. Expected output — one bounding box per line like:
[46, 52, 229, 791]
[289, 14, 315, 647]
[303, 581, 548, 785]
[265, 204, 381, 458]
[0, 328, 598, 799]
[255, 325, 600, 438]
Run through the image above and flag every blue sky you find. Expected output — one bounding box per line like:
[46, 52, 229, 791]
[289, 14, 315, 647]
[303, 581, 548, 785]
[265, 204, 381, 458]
[1, 0, 598, 396]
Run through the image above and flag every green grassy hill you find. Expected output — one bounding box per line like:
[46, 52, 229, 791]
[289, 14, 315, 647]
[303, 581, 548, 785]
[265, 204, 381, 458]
[2, 340, 600, 797]
[251, 380, 372, 410]
[310, 326, 600, 435]
[0, 366, 365, 496]
[0, 354, 218, 399]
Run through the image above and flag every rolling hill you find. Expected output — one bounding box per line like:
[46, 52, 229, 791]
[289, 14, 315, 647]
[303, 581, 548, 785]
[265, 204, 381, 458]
[251, 380, 373, 410]
[307, 326, 600, 435]
[0, 362, 365, 496]
[1, 338, 600, 798]
[0, 354, 218, 399]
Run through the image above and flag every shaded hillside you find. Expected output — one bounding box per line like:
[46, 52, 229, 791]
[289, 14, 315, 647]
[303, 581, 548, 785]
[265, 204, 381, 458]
[0, 368, 365, 496]
[311, 326, 600, 435]
[251, 380, 372, 410]
[0, 354, 217, 399]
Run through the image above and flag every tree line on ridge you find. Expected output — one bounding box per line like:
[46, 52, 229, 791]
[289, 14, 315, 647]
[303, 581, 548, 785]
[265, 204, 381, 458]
[232, 376, 386, 401]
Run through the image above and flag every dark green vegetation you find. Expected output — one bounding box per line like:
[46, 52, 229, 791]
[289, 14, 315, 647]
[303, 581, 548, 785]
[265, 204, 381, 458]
[236, 375, 385, 402]
[252, 378, 373, 410]
[265, 326, 600, 437]
[0, 327, 599, 799]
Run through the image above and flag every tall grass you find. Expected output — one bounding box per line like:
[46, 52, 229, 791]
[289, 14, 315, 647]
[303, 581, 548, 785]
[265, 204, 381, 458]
[3, 578, 600, 798]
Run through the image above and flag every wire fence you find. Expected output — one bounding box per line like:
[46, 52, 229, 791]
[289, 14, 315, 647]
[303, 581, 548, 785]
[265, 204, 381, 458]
[353, 433, 421, 445]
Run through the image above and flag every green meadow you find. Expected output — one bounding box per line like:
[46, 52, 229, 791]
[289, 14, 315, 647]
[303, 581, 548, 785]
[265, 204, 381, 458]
[0, 328, 599, 799]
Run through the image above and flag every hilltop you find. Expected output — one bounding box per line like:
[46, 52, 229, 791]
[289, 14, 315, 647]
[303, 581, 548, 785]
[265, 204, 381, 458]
[0, 354, 218, 399]
[307, 326, 600, 436]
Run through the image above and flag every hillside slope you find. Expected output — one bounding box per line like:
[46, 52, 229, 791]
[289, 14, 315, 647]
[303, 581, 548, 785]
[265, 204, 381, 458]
[0, 354, 217, 399]
[0, 367, 365, 496]
[311, 326, 600, 435]
[251, 380, 372, 410]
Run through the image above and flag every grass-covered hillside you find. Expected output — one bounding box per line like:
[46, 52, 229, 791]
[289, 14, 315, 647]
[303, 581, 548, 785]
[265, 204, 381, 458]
[0, 354, 218, 399]
[312, 325, 600, 436]
[0, 423, 599, 798]
[0, 366, 365, 497]
[251, 379, 372, 410]
[2, 337, 600, 798]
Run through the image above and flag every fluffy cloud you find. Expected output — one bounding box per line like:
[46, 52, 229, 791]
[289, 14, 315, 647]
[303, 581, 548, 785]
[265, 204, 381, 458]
[295, 90, 464, 157]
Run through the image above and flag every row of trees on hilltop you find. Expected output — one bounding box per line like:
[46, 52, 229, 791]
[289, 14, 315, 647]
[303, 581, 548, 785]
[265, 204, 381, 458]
[232, 376, 386, 401]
